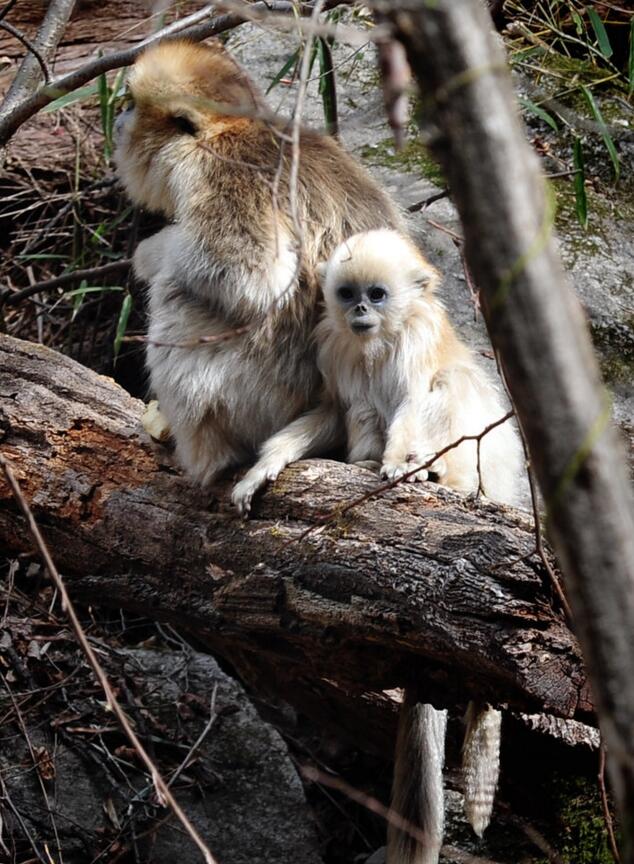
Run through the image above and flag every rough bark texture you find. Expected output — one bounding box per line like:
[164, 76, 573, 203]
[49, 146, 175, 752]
[0, 335, 591, 748]
[388, 0, 634, 856]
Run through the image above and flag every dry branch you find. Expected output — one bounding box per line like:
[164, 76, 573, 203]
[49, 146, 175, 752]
[0, 335, 591, 749]
[386, 0, 634, 854]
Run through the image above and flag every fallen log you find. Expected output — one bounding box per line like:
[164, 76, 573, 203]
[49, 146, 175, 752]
[0, 335, 593, 751]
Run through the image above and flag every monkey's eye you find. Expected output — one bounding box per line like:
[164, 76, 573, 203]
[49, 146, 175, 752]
[171, 114, 198, 136]
[368, 286, 387, 303]
[337, 286, 355, 303]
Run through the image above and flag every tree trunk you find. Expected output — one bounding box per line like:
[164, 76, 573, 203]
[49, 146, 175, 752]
[0, 334, 591, 752]
[388, 0, 634, 856]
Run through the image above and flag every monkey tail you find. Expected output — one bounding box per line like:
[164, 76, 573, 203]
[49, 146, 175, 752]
[462, 701, 502, 837]
[387, 692, 447, 864]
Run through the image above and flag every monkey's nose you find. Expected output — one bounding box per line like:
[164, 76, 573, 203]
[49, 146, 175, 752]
[355, 303, 368, 314]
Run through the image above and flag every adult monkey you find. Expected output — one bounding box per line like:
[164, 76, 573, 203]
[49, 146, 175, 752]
[114, 39, 497, 863]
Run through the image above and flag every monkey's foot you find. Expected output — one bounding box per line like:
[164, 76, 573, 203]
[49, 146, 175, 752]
[380, 462, 429, 483]
[231, 463, 281, 517]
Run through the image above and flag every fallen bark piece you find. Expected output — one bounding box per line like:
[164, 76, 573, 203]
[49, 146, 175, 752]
[0, 335, 592, 742]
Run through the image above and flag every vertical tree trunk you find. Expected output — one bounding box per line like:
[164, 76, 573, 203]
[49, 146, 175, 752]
[388, 0, 634, 857]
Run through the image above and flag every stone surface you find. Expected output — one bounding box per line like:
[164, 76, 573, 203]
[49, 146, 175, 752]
[0, 647, 324, 864]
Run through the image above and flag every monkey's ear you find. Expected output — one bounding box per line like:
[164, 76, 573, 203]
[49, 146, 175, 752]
[316, 262, 328, 287]
[410, 262, 438, 293]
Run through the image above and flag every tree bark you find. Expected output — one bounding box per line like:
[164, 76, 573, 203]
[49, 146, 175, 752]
[387, 0, 634, 856]
[0, 334, 591, 748]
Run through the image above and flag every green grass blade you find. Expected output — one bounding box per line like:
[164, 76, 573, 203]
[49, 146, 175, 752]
[43, 83, 99, 112]
[519, 96, 559, 132]
[581, 85, 620, 182]
[98, 72, 112, 160]
[317, 38, 338, 137]
[571, 10, 585, 36]
[586, 7, 613, 59]
[113, 293, 133, 359]
[627, 18, 634, 96]
[266, 50, 299, 94]
[572, 137, 588, 229]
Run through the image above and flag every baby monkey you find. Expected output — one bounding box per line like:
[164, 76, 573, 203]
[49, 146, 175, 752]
[232, 229, 522, 514]
[232, 229, 522, 864]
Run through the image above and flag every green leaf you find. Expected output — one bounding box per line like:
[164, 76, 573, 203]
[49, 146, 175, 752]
[519, 96, 558, 132]
[266, 50, 299, 94]
[571, 10, 585, 36]
[586, 7, 613, 59]
[572, 137, 588, 229]
[627, 18, 634, 96]
[113, 293, 133, 359]
[66, 285, 124, 298]
[43, 83, 99, 112]
[581, 85, 620, 182]
[317, 38, 338, 137]
[98, 72, 112, 160]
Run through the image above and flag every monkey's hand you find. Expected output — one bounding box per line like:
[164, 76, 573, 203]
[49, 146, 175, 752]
[133, 226, 180, 284]
[380, 462, 429, 483]
[231, 462, 283, 517]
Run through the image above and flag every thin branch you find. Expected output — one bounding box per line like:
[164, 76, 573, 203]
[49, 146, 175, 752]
[285, 410, 515, 548]
[0, 21, 52, 83]
[407, 188, 450, 212]
[2, 260, 131, 307]
[0, 0, 375, 148]
[0, 0, 18, 22]
[1, 0, 75, 124]
[1, 671, 64, 862]
[0, 453, 221, 864]
[599, 742, 621, 864]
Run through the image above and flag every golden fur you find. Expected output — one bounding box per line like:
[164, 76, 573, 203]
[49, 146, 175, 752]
[232, 229, 521, 864]
[114, 40, 402, 486]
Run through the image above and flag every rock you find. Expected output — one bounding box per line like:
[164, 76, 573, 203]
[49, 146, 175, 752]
[0, 647, 323, 864]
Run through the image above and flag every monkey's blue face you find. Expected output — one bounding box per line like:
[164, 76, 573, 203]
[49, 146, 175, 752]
[336, 283, 389, 334]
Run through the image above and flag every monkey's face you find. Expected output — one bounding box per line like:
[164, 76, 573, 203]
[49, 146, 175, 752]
[113, 40, 261, 216]
[334, 282, 390, 336]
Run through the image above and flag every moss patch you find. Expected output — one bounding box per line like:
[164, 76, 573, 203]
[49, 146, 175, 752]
[361, 137, 445, 186]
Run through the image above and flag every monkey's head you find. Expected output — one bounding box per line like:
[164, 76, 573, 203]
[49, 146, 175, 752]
[318, 230, 439, 340]
[114, 40, 262, 215]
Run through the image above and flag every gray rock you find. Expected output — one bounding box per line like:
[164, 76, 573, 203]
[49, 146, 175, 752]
[0, 648, 323, 864]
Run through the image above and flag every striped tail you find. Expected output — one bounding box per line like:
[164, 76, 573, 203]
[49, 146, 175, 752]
[462, 702, 502, 836]
[387, 693, 447, 864]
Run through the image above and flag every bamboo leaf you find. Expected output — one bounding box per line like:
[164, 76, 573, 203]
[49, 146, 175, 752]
[586, 7, 613, 59]
[572, 137, 588, 229]
[266, 50, 299, 94]
[317, 38, 338, 137]
[114, 293, 133, 359]
[43, 83, 99, 112]
[581, 85, 620, 182]
[519, 96, 558, 132]
[627, 18, 634, 96]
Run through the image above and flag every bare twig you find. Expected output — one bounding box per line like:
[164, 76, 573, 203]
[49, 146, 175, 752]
[0, 21, 52, 83]
[2, 260, 131, 307]
[599, 743, 621, 864]
[1, 672, 64, 862]
[0, 453, 221, 864]
[0, 0, 374, 147]
[0, 0, 18, 22]
[407, 188, 450, 212]
[1, 0, 75, 124]
[285, 410, 515, 547]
